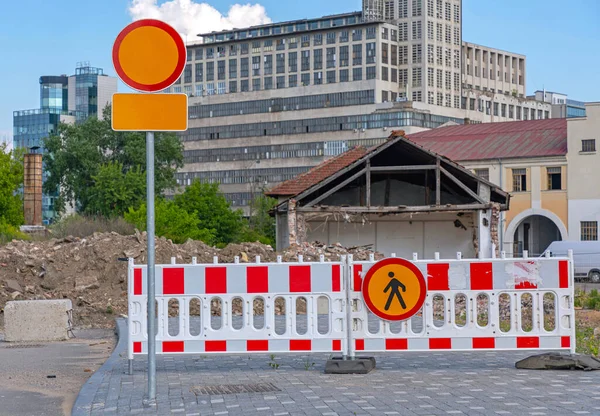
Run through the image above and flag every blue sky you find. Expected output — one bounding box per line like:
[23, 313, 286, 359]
[1, 0, 598, 139]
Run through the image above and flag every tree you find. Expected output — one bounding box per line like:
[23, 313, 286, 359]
[44, 105, 183, 217]
[246, 195, 278, 246]
[125, 198, 215, 244]
[0, 144, 24, 227]
[174, 181, 245, 246]
[86, 162, 146, 217]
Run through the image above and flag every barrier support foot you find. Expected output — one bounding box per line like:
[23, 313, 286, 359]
[128, 359, 133, 375]
[324, 356, 376, 374]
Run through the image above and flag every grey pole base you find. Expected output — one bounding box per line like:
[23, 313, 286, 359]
[128, 359, 133, 375]
[324, 356, 376, 374]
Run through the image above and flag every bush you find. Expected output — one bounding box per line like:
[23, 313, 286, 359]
[50, 214, 135, 238]
[125, 198, 215, 244]
[0, 222, 30, 245]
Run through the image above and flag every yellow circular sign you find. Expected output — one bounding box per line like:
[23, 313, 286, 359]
[362, 258, 426, 321]
[112, 19, 186, 92]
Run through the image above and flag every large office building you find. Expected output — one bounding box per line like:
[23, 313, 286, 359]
[172, 1, 552, 212]
[13, 63, 117, 222]
[531, 90, 587, 119]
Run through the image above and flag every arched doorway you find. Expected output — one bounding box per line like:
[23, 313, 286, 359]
[504, 209, 568, 257]
[513, 215, 562, 257]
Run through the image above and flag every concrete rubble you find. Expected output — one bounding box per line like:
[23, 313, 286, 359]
[0, 231, 382, 329]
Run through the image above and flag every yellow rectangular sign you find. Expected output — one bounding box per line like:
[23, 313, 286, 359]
[111, 93, 188, 131]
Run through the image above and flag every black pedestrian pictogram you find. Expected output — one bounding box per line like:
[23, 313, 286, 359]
[384, 271, 406, 311]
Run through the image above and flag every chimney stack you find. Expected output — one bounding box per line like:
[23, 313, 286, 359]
[23, 153, 43, 226]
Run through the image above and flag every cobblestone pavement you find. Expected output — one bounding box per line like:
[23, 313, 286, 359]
[77, 321, 600, 416]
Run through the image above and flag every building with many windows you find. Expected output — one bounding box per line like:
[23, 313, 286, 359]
[12, 63, 117, 222]
[172, 2, 553, 212]
[531, 90, 587, 119]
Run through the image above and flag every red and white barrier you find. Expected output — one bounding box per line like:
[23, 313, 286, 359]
[127, 251, 576, 367]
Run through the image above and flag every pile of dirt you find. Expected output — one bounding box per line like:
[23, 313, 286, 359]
[0, 232, 382, 329]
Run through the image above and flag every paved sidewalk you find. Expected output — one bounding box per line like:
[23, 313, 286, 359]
[75, 320, 600, 416]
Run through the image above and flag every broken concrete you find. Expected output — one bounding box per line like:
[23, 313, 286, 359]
[515, 353, 600, 371]
[4, 299, 72, 342]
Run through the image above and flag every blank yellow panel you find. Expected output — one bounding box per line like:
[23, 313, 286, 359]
[112, 93, 188, 131]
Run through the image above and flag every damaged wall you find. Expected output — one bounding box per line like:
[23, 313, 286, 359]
[305, 212, 476, 258]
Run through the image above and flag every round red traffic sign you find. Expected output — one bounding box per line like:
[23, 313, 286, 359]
[112, 19, 186, 92]
[362, 257, 427, 321]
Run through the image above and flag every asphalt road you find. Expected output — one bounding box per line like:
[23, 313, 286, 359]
[0, 328, 115, 416]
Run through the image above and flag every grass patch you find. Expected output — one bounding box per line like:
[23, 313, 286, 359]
[50, 214, 135, 239]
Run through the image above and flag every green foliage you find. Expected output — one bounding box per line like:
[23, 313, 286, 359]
[246, 195, 277, 246]
[87, 162, 146, 217]
[0, 222, 29, 245]
[50, 214, 135, 238]
[576, 289, 600, 311]
[44, 105, 183, 218]
[174, 181, 245, 246]
[125, 198, 215, 244]
[0, 144, 25, 227]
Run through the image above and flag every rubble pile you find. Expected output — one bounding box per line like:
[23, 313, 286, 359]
[0, 232, 382, 329]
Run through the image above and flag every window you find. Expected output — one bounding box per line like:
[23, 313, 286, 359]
[399, 0, 408, 17]
[512, 168, 527, 192]
[314, 33, 323, 46]
[445, 24, 451, 44]
[195, 84, 203, 96]
[399, 46, 408, 64]
[340, 69, 349, 82]
[366, 66, 376, 80]
[229, 80, 237, 93]
[217, 61, 226, 80]
[516, 106, 522, 120]
[276, 39, 286, 50]
[288, 74, 297, 87]
[276, 54, 285, 74]
[366, 27, 376, 39]
[436, 69, 443, 88]
[288, 52, 298, 72]
[228, 59, 237, 79]
[206, 82, 215, 95]
[229, 44, 239, 56]
[240, 58, 249, 78]
[352, 44, 362, 65]
[252, 56, 260, 76]
[263, 40, 273, 52]
[301, 35, 310, 48]
[314, 71, 323, 85]
[240, 79, 249, 92]
[581, 222, 598, 241]
[314, 49, 323, 70]
[352, 29, 362, 41]
[276, 76, 285, 89]
[501, 104, 507, 117]
[427, 44, 434, 64]
[264, 55, 273, 75]
[391, 68, 397, 82]
[582, 139, 596, 152]
[381, 66, 388, 81]
[353, 67, 363, 81]
[469, 98, 475, 110]
[217, 81, 226, 94]
[436, 46, 443, 65]
[412, 0, 422, 16]
[412, 91, 422, 102]
[428, 91, 434, 104]
[493, 102, 499, 116]
[366, 43, 376, 64]
[399, 69, 408, 86]
[381, 27, 388, 40]
[547, 167, 562, 190]
[327, 70, 336, 83]
[427, 21, 434, 40]
[207, 47, 214, 59]
[252, 41, 261, 53]
[453, 50, 460, 69]
[475, 168, 489, 181]
[381, 43, 388, 64]
[252, 78, 261, 91]
[428, 68, 434, 87]
[412, 21, 422, 40]
[436, 23, 442, 42]
[453, 4, 460, 22]
[453, 73, 460, 91]
[301, 50, 310, 71]
[445, 2, 451, 20]
[327, 32, 336, 44]
[399, 22, 408, 42]
[412, 44, 422, 64]
[301, 73, 310, 86]
[391, 44, 397, 65]
[195, 48, 203, 60]
[206, 61, 214, 81]
[184, 64, 192, 83]
[340, 46, 349, 66]
[340, 31, 349, 43]
[195, 63, 203, 82]
[453, 27, 460, 45]
[427, 0, 434, 17]
[412, 68, 422, 87]
[327, 47, 337, 68]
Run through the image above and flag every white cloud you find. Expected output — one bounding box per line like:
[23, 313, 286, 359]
[128, 0, 272, 42]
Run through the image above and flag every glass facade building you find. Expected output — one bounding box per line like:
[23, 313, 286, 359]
[40, 76, 68, 112]
[74, 66, 104, 120]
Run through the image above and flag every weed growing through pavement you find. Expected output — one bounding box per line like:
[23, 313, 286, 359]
[303, 356, 315, 371]
[269, 354, 280, 369]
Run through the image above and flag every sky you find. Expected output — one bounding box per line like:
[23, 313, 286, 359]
[0, 0, 599, 143]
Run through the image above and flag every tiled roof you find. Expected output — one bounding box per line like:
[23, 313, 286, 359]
[266, 146, 370, 196]
[406, 118, 567, 161]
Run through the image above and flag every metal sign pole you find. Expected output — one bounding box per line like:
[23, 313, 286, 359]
[146, 131, 156, 401]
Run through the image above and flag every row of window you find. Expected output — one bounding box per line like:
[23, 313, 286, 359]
[464, 98, 550, 120]
[183, 138, 386, 164]
[192, 27, 378, 60]
[465, 65, 524, 85]
[176, 167, 311, 185]
[177, 111, 465, 142]
[188, 90, 374, 119]
[172, 68, 377, 96]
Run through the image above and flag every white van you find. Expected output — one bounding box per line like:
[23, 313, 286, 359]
[541, 241, 600, 283]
